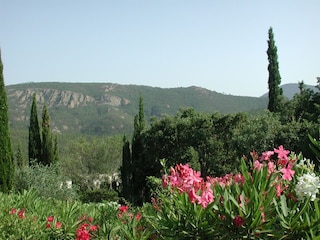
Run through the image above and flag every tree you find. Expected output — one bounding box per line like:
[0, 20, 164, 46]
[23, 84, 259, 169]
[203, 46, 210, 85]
[41, 104, 54, 165]
[267, 27, 283, 112]
[131, 94, 147, 205]
[120, 135, 132, 201]
[28, 93, 41, 164]
[0, 50, 14, 193]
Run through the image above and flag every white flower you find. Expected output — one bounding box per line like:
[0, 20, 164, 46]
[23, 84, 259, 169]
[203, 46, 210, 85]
[295, 173, 320, 201]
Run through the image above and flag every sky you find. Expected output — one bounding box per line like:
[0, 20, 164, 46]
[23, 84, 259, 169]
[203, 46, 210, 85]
[1, 1, 319, 97]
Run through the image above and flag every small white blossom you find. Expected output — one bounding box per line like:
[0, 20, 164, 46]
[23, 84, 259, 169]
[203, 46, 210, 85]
[295, 173, 320, 201]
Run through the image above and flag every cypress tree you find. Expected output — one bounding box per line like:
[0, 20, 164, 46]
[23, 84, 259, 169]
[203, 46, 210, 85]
[120, 135, 132, 201]
[15, 142, 25, 168]
[28, 93, 41, 164]
[267, 27, 283, 112]
[41, 104, 53, 165]
[131, 94, 146, 205]
[0, 50, 14, 193]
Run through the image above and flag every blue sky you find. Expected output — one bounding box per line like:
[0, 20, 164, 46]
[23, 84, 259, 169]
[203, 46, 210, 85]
[1, 1, 319, 97]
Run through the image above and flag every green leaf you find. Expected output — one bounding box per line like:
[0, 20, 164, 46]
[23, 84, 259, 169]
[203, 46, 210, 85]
[280, 195, 288, 217]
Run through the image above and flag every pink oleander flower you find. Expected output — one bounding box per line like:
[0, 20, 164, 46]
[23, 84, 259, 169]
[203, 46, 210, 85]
[274, 145, 290, 161]
[254, 160, 262, 171]
[9, 208, 16, 215]
[234, 173, 245, 184]
[260, 150, 274, 161]
[119, 205, 129, 213]
[280, 163, 295, 181]
[135, 213, 142, 221]
[18, 209, 25, 219]
[56, 221, 62, 229]
[267, 161, 275, 174]
[47, 215, 54, 222]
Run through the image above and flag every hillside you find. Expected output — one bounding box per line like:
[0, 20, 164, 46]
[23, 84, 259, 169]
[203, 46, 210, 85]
[260, 83, 319, 99]
[7, 82, 268, 136]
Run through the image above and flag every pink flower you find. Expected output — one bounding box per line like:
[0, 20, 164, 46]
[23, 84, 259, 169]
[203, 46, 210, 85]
[234, 173, 245, 184]
[198, 188, 214, 208]
[267, 161, 275, 174]
[56, 221, 62, 229]
[274, 145, 290, 160]
[47, 215, 54, 222]
[188, 188, 200, 203]
[135, 213, 142, 221]
[18, 209, 25, 219]
[280, 164, 295, 181]
[233, 215, 245, 227]
[89, 225, 98, 231]
[253, 160, 262, 171]
[260, 151, 274, 161]
[275, 181, 288, 197]
[119, 205, 129, 213]
[9, 208, 16, 215]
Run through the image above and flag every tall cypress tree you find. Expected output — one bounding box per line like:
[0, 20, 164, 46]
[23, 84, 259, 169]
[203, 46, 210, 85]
[120, 135, 132, 201]
[131, 94, 146, 205]
[267, 27, 283, 112]
[41, 104, 53, 165]
[29, 93, 41, 164]
[0, 50, 14, 193]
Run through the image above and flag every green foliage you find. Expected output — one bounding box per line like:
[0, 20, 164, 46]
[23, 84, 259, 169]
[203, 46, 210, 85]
[61, 135, 122, 178]
[309, 128, 320, 169]
[80, 188, 119, 203]
[120, 135, 132, 201]
[41, 104, 55, 165]
[267, 27, 284, 113]
[28, 93, 41, 164]
[0, 50, 14, 193]
[14, 163, 78, 201]
[131, 95, 148, 205]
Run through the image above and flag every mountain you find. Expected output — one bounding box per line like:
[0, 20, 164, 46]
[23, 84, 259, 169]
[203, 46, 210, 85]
[7, 82, 268, 136]
[261, 83, 319, 99]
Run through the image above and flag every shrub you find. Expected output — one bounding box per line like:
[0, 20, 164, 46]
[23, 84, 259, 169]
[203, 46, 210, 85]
[14, 163, 78, 201]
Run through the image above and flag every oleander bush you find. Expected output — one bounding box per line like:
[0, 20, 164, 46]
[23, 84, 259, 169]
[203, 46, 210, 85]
[2, 145, 320, 239]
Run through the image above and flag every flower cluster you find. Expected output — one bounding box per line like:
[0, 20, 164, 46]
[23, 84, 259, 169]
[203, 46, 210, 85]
[46, 215, 62, 229]
[295, 173, 320, 201]
[75, 215, 98, 240]
[162, 163, 247, 208]
[162, 163, 214, 208]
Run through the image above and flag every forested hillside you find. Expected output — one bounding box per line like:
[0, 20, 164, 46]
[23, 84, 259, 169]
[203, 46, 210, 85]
[7, 82, 268, 136]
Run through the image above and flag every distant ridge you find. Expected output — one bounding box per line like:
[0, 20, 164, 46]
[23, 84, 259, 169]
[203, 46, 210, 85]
[261, 83, 319, 99]
[7, 82, 267, 136]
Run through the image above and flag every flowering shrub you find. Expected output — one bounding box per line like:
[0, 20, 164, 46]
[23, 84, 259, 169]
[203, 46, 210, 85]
[2, 146, 320, 239]
[149, 146, 320, 239]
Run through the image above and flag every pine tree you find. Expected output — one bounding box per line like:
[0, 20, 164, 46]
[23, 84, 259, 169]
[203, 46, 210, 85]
[0, 50, 14, 193]
[267, 27, 283, 112]
[28, 93, 41, 164]
[41, 104, 53, 165]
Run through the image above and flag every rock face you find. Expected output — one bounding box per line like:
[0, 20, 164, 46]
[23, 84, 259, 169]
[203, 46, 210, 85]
[7, 86, 132, 135]
[7, 88, 130, 108]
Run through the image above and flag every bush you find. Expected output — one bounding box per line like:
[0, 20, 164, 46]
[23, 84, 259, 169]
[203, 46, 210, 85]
[14, 163, 78, 201]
